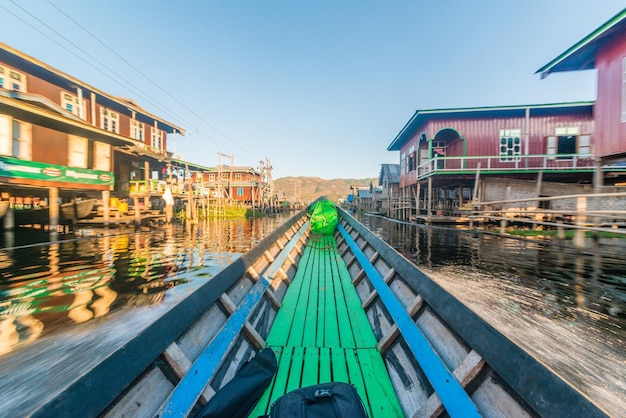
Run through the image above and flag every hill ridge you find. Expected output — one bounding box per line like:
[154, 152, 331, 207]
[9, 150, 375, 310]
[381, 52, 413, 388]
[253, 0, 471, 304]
[274, 176, 376, 203]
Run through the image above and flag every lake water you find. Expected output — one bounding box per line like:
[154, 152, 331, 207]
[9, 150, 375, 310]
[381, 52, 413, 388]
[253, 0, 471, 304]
[359, 213, 626, 417]
[0, 215, 292, 356]
[0, 212, 624, 416]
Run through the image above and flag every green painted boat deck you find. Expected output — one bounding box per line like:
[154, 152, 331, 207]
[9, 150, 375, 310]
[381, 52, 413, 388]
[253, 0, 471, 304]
[251, 234, 403, 417]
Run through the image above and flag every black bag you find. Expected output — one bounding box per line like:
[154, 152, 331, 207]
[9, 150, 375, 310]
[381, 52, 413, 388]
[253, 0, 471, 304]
[198, 348, 277, 418]
[268, 382, 369, 418]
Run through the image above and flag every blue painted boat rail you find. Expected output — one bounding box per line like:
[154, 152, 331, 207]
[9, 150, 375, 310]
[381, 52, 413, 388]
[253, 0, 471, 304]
[337, 223, 481, 418]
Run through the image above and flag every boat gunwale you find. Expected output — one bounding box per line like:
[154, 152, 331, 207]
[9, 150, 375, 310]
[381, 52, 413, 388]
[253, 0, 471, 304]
[30, 207, 310, 418]
[337, 206, 608, 418]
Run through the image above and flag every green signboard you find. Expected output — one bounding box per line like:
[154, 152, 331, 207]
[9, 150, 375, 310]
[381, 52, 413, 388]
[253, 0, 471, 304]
[0, 156, 114, 186]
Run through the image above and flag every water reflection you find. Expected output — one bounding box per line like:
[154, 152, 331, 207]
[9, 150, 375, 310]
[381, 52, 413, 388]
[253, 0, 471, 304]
[0, 215, 290, 355]
[362, 214, 626, 331]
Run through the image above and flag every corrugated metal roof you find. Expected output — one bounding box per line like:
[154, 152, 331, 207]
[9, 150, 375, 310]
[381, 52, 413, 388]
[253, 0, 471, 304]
[379, 163, 400, 185]
[387, 102, 594, 151]
[536, 8, 626, 78]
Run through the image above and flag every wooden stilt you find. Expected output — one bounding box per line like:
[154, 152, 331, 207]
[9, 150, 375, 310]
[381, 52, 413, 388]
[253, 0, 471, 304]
[49, 187, 59, 231]
[102, 190, 110, 227]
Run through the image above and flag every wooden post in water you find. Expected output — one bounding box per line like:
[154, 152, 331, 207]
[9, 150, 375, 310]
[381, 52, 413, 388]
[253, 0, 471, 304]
[133, 196, 141, 225]
[416, 182, 421, 220]
[501, 186, 511, 233]
[593, 158, 603, 228]
[472, 163, 481, 203]
[102, 190, 110, 226]
[574, 196, 587, 248]
[427, 176, 432, 223]
[49, 187, 59, 231]
[534, 171, 543, 230]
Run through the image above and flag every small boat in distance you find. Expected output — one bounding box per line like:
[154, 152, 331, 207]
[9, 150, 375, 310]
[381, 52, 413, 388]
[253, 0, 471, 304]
[12, 198, 96, 226]
[0, 199, 608, 417]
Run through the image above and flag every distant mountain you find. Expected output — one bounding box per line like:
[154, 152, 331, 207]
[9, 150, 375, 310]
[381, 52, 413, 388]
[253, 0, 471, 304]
[274, 177, 376, 203]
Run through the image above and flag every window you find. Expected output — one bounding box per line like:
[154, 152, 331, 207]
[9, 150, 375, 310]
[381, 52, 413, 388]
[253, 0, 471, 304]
[10, 119, 32, 159]
[60, 92, 87, 119]
[9, 69, 26, 91]
[237, 187, 244, 196]
[100, 108, 119, 133]
[0, 66, 26, 91]
[400, 152, 406, 174]
[407, 145, 415, 172]
[131, 119, 144, 141]
[499, 129, 521, 162]
[547, 127, 590, 159]
[235, 173, 242, 181]
[151, 128, 163, 150]
[209, 173, 215, 181]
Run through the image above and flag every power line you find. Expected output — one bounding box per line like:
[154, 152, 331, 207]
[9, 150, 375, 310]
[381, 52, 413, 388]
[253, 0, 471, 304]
[43, 0, 248, 156]
[5, 1, 264, 168]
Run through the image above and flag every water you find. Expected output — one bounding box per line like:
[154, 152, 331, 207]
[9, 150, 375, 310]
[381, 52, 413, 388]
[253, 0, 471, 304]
[359, 213, 626, 417]
[0, 215, 291, 356]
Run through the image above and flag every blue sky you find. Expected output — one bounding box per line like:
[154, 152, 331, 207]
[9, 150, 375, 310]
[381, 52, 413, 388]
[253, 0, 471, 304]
[1, 1, 624, 179]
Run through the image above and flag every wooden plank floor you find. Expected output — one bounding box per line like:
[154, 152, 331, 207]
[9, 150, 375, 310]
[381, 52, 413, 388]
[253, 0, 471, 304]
[251, 234, 403, 417]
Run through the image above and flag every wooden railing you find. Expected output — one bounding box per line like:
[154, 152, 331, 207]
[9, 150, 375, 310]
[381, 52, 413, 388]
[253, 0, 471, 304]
[465, 191, 626, 238]
[128, 180, 261, 196]
[414, 153, 608, 180]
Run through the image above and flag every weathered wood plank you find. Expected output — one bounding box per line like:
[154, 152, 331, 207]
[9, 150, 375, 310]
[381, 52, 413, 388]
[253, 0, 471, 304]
[103, 367, 174, 418]
[415, 350, 485, 418]
[377, 295, 424, 353]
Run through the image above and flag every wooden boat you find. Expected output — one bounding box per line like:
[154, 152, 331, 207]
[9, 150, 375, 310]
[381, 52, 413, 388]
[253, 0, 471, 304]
[6, 202, 608, 417]
[12, 199, 96, 225]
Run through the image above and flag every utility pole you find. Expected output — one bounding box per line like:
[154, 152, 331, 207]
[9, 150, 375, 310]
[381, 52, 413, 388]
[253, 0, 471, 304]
[265, 157, 275, 213]
[258, 159, 266, 212]
[215, 152, 234, 217]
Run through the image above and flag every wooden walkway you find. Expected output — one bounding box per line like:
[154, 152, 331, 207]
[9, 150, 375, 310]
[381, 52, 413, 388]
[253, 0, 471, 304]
[251, 234, 403, 417]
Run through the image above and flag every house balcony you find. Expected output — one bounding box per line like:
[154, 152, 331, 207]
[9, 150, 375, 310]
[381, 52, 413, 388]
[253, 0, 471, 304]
[415, 153, 609, 181]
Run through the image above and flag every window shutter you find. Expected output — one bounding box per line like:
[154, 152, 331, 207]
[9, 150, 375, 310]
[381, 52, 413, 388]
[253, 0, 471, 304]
[94, 142, 111, 171]
[578, 135, 591, 156]
[547, 136, 557, 159]
[68, 135, 87, 168]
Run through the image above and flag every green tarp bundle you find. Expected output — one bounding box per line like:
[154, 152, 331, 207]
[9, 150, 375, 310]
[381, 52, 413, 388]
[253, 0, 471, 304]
[308, 198, 338, 235]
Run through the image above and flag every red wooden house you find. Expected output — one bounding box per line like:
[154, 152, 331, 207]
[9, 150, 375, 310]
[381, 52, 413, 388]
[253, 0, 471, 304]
[200, 166, 262, 205]
[387, 103, 596, 218]
[537, 8, 626, 167]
